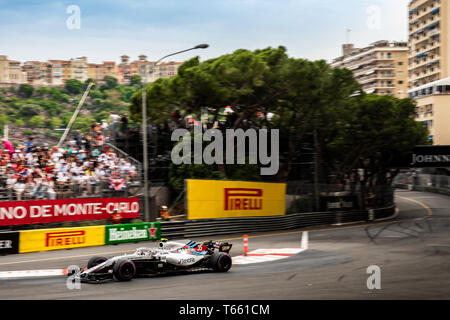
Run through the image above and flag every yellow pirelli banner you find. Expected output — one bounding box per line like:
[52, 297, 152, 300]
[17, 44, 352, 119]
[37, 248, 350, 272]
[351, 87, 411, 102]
[19, 226, 105, 253]
[186, 179, 286, 220]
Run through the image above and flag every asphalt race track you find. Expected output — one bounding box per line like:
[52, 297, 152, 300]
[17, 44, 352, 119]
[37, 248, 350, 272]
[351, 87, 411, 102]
[0, 190, 449, 300]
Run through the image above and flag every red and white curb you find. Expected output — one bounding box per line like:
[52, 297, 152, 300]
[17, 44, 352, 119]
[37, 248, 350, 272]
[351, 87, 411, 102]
[0, 269, 69, 279]
[232, 231, 309, 265]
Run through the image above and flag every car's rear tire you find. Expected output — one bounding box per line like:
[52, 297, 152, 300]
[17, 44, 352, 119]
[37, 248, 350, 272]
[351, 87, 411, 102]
[87, 256, 108, 269]
[113, 260, 136, 281]
[210, 252, 232, 272]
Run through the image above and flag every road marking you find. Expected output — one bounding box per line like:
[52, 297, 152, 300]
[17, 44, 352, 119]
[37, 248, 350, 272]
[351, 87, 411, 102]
[396, 195, 433, 217]
[0, 269, 68, 279]
[233, 248, 306, 265]
[0, 194, 433, 267]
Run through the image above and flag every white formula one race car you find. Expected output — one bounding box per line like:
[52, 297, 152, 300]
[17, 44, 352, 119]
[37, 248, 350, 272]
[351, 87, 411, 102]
[77, 239, 233, 282]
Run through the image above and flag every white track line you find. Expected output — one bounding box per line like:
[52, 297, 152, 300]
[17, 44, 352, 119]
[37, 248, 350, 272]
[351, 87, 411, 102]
[232, 248, 306, 265]
[0, 269, 68, 279]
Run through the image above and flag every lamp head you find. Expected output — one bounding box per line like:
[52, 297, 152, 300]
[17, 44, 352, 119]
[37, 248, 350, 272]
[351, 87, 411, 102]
[194, 44, 209, 49]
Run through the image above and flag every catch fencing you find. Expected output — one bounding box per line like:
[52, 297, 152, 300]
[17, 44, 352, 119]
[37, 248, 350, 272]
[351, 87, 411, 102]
[0, 179, 142, 202]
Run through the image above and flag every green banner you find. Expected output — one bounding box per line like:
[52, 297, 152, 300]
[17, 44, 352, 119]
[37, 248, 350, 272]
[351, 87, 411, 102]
[105, 222, 161, 245]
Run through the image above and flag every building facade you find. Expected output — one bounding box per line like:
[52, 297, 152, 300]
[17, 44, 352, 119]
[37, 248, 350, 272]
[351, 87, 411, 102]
[0, 55, 27, 84]
[0, 54, 182, 86]
[331, 40, 409, 98]
[70, 57, 88, 82]
[408, 0, 450, 145]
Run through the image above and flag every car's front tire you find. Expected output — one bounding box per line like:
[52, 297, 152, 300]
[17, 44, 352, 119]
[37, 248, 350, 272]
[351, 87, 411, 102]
[87, 256, 108, 269]
[113, 260, 136, 281]
[209, 252, 232, 272]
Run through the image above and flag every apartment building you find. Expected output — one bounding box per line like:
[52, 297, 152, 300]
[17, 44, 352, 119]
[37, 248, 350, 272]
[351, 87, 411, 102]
[1, 54, 182, 86]
[23, 61, 48, 85]
[0, 55, 27, 84]
[87, 63, 102, 81]
[103, 61, 116, 78]
[331, 40, 409, 98]
[147, 61, 182, 83]
[70, 57, 88, 82]
[117, 55, 132, 84]
[48, 60, 64, 86]
[7, 60, 26, 83]
[408, 0, 450, 145]
[87, 61, 118, 82]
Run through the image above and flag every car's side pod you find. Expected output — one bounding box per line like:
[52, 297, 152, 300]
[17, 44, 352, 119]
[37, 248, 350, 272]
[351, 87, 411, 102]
[219, 243, 232, 253]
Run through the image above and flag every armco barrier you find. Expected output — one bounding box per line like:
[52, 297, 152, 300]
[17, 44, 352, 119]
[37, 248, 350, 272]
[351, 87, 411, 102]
[160, 206, 395, 239]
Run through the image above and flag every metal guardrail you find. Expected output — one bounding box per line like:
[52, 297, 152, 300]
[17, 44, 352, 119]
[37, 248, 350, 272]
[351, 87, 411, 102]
[160, 206, 395, 239]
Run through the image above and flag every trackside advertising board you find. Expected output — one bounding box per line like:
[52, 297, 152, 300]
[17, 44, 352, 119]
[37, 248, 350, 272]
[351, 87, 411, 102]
[186, 179, 286, 220]
[0, 231, 19, 255]
[0, 197, 140, 226]
[105, 222, 162, 245]
[19, 226, 105, 253]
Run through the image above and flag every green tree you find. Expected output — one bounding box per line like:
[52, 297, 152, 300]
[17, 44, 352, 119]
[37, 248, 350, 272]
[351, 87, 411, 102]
[0, 115, 9, 127]
[18, 84, 34, 98]
[36, 86, 50, 96]
[14, 119, 25, 127]
[29, 115, 46, 128]
[48, 117, 63, 129]
[19, 104, 41, 117]
[89, 88, 105, 100]
[101, 76, 118, 90]
[65, 79, 83, 95]
[84, 78, 97, 90]
[130, 74, 142, 86]
[168, 163, 226, 193]
[326, 94, 428, 196]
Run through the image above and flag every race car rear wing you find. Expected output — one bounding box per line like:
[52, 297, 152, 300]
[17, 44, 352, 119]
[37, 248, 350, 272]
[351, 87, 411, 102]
[219, 243, 232, 253]
[203, 241, 232, 253]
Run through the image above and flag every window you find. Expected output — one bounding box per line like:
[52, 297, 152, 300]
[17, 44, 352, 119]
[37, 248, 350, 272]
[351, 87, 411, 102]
[398, 80, 404, 84]
[398, 62, 404, 65]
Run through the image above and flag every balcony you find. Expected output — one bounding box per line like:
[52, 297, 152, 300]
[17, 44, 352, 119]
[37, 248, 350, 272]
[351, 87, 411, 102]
[352, 64, 377, 76]
[410, 68, 441, 83]
[410, 59, 440, 76]
[375, 64, 396, 70]
[409, 0, 439, 20]
[357, 73, 395, 85]
[363, 82, 395, 90]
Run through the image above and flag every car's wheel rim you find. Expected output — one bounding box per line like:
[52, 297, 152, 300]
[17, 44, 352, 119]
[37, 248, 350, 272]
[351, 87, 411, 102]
[219, 255, 231, 271]
[121, 263, 135, 279]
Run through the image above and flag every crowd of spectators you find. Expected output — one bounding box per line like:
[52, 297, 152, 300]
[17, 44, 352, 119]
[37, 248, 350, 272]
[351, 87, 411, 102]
[0, 121, 140, 202]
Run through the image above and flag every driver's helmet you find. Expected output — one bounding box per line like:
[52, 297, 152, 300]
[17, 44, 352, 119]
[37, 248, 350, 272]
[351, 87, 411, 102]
[136, 247, 148, 255]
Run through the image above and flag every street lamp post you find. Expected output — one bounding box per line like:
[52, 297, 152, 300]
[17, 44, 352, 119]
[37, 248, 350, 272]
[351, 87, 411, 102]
[142, 44, 209, 222]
